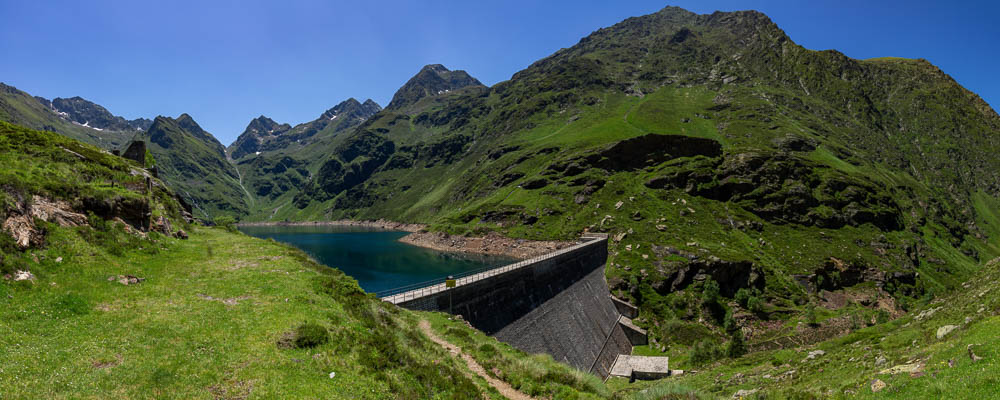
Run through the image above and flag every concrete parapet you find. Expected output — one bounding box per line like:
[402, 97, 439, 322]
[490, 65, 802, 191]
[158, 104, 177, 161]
[610, 295, 639, 319]
[618, 316, 648, 346]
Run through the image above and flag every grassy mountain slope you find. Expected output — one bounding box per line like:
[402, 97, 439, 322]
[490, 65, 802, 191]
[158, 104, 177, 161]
[272, 5, 1000, 366]
[624, 256, 1000, 399]
[141, 115, 249, 219]
[0, 83, 135, 149]
[0, 121, 609, 399]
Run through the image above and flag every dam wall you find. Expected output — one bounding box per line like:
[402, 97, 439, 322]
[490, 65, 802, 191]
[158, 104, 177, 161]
[389, 234, 634, 376]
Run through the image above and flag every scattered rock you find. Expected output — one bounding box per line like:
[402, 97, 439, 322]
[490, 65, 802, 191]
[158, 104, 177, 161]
[198, 294, 251, 306]
[879, 362, 922, 375]
[108, 275, 145, 285]
[656, 224, 667, 231]
[969, 344, 983, 362]
[55, 257, 63, 263]
[13, 270, 34, 282]
[328, 371, 336, 379]
[936, 325, 958, 339]
[732, 388, 759, 398]
[875, 355, 887, 366]
[915, 307, 941, 321]
[600, 215, 614, 227]
[615, 201, 624, 210]
[870, 379, 887, 393]
[804, 350, 825, 360]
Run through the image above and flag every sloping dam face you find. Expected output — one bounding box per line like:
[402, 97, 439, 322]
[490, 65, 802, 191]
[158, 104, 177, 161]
[395, 236, 630, 377]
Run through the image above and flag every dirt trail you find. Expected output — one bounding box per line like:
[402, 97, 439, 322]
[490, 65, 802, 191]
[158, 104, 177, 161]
[418, 320, 534, 400]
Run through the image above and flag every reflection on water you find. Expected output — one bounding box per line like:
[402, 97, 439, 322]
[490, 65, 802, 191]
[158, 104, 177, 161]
[238, 225, 516, 293]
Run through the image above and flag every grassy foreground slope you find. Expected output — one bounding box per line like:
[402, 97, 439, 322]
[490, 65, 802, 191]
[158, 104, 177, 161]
[0, 122, 606, 399]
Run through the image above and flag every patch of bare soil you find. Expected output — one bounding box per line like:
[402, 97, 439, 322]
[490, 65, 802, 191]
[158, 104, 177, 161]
[418, 320, 534, 400]
[92, 354, 123, 369]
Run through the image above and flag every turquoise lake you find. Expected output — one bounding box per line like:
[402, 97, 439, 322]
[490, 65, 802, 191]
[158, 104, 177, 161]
[238, 225, 516, 294]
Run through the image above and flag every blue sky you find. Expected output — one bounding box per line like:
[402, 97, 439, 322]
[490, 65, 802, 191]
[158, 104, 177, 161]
[1, 0, 997, 144]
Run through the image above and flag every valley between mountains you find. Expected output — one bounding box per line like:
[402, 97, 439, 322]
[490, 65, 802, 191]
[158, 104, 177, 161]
[2, 5, 1000, 399]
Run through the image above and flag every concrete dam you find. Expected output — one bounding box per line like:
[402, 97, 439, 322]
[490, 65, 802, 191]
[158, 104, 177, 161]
[381, 233, 647, 378]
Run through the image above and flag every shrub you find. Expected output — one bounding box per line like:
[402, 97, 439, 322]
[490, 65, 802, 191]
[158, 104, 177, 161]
[701, 280, 721, 308]
[688, 339, 724, 366]
[213, 216, 237, 232]
[726, 330, 746, 358]
[805, 304, 819, 327]
[723, 309, 737, 333]
[876, 309, 890, 324]
[746, 295, 765, 314]
[144, 148, 156, 168]
[478, 343, 498, 357]
[293, 322, 329, 348]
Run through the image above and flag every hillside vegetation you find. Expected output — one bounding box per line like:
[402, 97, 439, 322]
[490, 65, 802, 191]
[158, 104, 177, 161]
[139, 114, 249, 219]
[232, 6, 1000, 366]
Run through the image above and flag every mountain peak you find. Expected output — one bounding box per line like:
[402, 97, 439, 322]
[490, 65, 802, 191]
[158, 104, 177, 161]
[386, 64, 484, 110]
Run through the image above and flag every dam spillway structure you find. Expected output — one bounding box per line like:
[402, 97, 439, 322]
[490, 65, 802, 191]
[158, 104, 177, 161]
[378, 233, 657, 379]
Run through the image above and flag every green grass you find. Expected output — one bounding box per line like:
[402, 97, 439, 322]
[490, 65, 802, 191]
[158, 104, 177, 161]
[0, 226, 504, 399]
[626, 86, 725, 145]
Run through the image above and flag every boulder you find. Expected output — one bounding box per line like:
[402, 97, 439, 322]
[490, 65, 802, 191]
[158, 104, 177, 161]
[936, 325, 958, 339]
[121, 141, 147, 165]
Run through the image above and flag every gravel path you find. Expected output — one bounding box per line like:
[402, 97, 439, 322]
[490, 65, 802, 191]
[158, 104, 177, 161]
[419, 320, 534, 400]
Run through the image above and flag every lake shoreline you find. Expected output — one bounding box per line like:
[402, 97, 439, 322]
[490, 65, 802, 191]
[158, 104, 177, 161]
[399, 231, 574, 260]
[236, 219, 425, 232]
[237, 219, 574, 259]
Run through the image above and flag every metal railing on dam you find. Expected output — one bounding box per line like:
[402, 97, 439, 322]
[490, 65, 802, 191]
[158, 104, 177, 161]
[376, 233, 607, 307]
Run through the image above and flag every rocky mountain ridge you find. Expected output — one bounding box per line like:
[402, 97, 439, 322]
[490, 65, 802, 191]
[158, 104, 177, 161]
[34, 95, 151, 132]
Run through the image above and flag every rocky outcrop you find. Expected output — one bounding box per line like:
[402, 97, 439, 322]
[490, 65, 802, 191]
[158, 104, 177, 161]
[386, 64, 485, 111]
[794, 257, 918, 295]
[2, 196, 88, 248]
[645, 151, 903, 231]
[650, 245, 764, 297]
[547, 134, 723, 175]
[122, 141, 146, 165]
